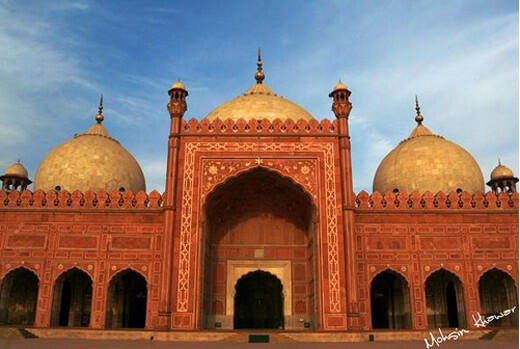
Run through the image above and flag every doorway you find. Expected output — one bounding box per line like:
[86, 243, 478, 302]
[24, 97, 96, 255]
[234, 270, 284, 329]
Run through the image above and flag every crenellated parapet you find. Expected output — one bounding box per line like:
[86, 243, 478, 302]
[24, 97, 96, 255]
[0, 189, 164, 209]
[355, 190, 519, 210]
[180, 117, 338, 135]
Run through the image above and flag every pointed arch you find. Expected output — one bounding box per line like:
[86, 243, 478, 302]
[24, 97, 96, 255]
[201, 166, 317, 330]
[423, 266, 464, 283]
[0, 267, 39, 325]
[370, 267, 410, 285]
[203, 165, 317, 218]
[476, 265, 517, 284]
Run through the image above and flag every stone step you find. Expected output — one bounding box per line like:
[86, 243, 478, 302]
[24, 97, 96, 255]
[4, 327, 517, 342]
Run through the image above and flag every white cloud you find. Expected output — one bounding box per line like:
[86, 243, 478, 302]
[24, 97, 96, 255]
[0, 2, 516, 195]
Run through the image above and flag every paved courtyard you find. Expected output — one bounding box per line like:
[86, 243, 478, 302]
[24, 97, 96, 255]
[0, 339, 518, 349]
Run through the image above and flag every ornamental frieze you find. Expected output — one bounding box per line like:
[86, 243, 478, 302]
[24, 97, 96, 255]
[201, 158, 317, 200]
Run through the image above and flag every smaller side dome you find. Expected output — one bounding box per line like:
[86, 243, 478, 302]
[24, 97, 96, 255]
[330, 81, 349, 95]
[34, 97, 146, 193]
[4, 161, 29, 178]
[373, 98, 485, 194]
[168, 80, 188, 95]
[1, 160, 32, 192]
[486, 160, 518, 195]
[490, 161, 514, 180]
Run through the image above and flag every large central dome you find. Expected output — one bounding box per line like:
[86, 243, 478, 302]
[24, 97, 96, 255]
[205, 51, 314, 122]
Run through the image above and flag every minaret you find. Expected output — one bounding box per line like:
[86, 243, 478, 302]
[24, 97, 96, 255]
[329, 81, 354, 204]
[165, 80, 188, 204]
[1, 160, 32, 192]
[161, 79, 188, 328]
[329, 81, 359, 329]
[487, 159, 518, 194]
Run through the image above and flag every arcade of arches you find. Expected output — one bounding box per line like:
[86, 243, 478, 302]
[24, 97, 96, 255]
[0, 265, 515, 330]
[202, 168, 316, 329]
[368, 268, 518, 330]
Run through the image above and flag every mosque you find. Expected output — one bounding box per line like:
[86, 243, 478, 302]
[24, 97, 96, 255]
[0, 52, 517, 333]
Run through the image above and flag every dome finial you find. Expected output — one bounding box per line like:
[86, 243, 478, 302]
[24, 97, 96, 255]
[498, 157, 501, 166]
[95, 94, 104, 124]
[255, 47, 265, 84]
[415, 95, 423, 125]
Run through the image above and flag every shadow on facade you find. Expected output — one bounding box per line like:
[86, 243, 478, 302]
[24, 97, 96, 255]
[105, 269, 147, 329]
[51, 268, 92, 327]
[234, 270, 284, 329]
[0, 267, 39, 326]
[426, 269, 466, 328]
[370, 269, 411, 329]
[201, 167, 316, 330]
[479, 268, 518, 327]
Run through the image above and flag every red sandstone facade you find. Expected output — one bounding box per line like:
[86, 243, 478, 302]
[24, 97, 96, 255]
[0, 84, 517, 332]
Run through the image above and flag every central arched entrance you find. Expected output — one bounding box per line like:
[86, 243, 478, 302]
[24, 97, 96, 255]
[202, 167, 316, 330]
[234, 270, 284, 329]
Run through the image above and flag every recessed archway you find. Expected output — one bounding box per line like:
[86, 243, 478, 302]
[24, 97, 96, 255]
[51, 268, 92, 327]
[370, 269, 411, 329]
[425, 269, 466, 328]
[105, 269, 147, 329]
[201, 167, 316, 330]
[479, 268, 518, 327]
[0, 267, 39, 325]
[234, 270, 284, 329]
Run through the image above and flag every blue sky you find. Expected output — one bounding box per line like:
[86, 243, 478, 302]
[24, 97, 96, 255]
[0, 0, 518, 193]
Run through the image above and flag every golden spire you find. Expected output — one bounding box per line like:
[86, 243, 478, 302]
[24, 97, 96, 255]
[255, 47, 265, 84]
[415, 95, 423, 125]
[95, 94, 104, 123]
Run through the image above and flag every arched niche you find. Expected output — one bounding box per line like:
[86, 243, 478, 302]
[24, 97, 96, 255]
[479, 268, 518, 327]
[201, 167, 316, 330]
[0, 267, 39, 325]
[105, 269, 147, 329]
[425, 269, 466, 328]
[233, 270, 284, 329]
[50, 268, 92, 327]
[370, 269, 411, 329]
